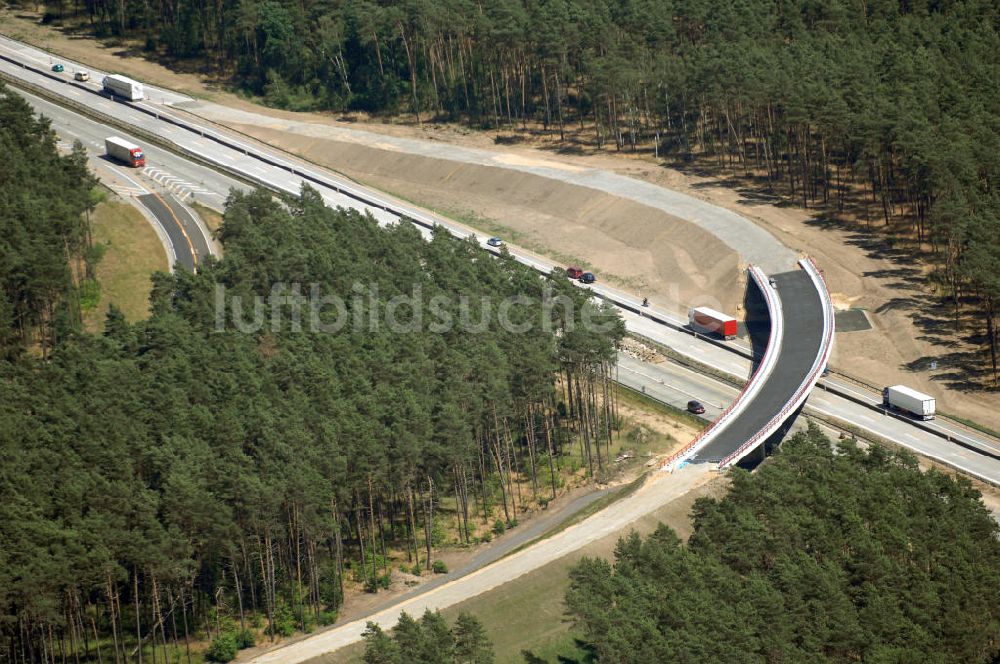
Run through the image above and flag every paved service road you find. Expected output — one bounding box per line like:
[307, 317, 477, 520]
[246, 465, 714, 664]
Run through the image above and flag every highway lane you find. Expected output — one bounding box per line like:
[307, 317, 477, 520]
[6, 44, 1000, 485]
[617, 352, 735, 420]
[0, 34, 192, 105]
[624, 351, 1000, 485]
[13, 87, 234, 269]
[14, 87, 241, 212]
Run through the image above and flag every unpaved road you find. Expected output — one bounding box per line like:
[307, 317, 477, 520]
[244, 464, 712, 664]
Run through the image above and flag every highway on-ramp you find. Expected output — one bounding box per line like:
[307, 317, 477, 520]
[4, 41, 999, 484]
[17, 86, 234, 269]
[5, 35, 1000, 662]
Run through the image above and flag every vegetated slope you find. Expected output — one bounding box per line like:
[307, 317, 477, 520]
[45, 0, 1000, 380]
[565, 425, 1000, 662]
[0, 81, 98, 355]
[0, 184, 625, 661]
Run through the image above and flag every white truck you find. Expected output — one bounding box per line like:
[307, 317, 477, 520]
[104, 136, 145, 168]
[882, 385, 935, 420]
[102, 74, 144, 101]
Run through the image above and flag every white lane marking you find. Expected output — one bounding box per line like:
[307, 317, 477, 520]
[109, 185, 146, 197]
[112, 167, 149, 194]
[141, 166, 216, 198]
[618, 363, 724, 409]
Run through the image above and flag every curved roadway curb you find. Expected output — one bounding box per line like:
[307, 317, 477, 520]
[663, 265, 783, 471]
[6, 41, 1000, 464]
[130, 195, 177, 272]
[718, 257, 835, 469]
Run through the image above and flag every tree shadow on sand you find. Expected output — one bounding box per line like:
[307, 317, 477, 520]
[804, 210, 998, 392]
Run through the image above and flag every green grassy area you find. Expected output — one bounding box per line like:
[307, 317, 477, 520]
[326, 548, 599, 664]
[430, 473, 721, 663]
[504, 475, 647, 561]
[190, 200, 225, 234]
[82, 197, 167, 332]
[443, 555, 592, 664]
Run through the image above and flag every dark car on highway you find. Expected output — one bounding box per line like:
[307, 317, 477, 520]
[687, 400, 706, 414]
[580, 272, 596, 284]
[51, 64, 64, 73]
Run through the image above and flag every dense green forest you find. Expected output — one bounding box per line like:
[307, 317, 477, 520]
[565, 425, 1000, 662]
[0, 88, 624, 660]
[35, 0, 1000, 378]
[361, 610, 494, 664]
[0, 83, 98, 356]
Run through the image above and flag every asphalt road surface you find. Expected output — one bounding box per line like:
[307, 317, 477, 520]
[14, 87, 236, 268]
[246, 464, 714, 664]
[4, 36, 1000, 485]
[6, 34, 1000, 662]
[695, 270, 825, 462]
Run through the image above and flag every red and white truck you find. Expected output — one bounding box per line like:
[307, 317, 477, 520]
[882, 385, 936, 420]
[105, 137, 145, 168]
[688, 306, 738, 340]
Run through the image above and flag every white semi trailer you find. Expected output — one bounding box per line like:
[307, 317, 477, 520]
[102, 74, 144, 101]
[882, 385, 936, 420]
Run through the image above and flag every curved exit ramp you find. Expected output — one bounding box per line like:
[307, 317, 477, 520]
[666, 258, 834, 470]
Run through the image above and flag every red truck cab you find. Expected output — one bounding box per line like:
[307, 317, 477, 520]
[566, 266, 584, 279]
[128, 148, 145, 167]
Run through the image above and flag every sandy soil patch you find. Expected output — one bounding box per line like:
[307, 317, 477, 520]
[232, 124, 744, 313]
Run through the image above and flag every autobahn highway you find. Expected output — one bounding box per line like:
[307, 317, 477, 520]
[16, 86, 234, 269]
[5, 33, 1000, 662]
[4, 39, 1000, 485]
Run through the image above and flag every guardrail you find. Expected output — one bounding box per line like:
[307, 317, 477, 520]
[717, 257, 835, 469]
[8, 53, 999, 467]
[662, 265, 783, 470]
[0, 52, 763, 364]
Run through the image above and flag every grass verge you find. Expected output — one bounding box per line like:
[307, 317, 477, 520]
[503, 474, 647, 561]
[938, 411, 1000, 443]
[190, 200, 225, 234]
[82, 197, 167, 331]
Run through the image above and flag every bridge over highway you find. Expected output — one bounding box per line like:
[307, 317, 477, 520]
[666, 258, 835, 471]
[5, 36, 1000, 663]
